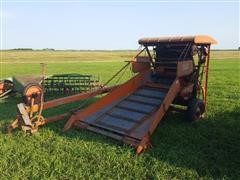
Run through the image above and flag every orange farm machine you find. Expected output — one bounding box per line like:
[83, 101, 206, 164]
[7, 35, 217, 154]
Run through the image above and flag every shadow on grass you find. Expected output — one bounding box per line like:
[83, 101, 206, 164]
[0, 95, 20, 129]
[53, 107, 240, 179]
[0, 93, 100, 132]
[148, 107, 240, 179]
[1, 94, 239, 179]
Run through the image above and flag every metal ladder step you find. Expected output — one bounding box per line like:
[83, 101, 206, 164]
[110, 107, 147, 122]
[105, 112, 139, 123]
[116, 104, 152, 115]
[135, 88, 166, 99]
[134, 91, 165, 100]
[127, 94, 162, 106]
[119, 100, 156, 113]
[124, 98, 158, 107]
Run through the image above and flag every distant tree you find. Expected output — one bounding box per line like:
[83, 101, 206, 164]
[43, 48, 55, 51]
[12, 48, 33, 51]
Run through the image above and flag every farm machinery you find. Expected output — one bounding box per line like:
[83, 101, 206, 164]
[7, 35, 216, 154]
[0, 73, 101, 99]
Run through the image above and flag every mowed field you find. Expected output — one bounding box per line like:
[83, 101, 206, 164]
[0, 50, 239, 179]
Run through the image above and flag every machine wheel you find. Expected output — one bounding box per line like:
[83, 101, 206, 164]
[23, 83, 43, 105]
[186, 98, 205, 122]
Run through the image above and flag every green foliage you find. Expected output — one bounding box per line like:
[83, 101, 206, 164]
[0, 51, 239, 179]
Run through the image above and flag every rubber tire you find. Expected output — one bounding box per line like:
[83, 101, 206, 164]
[186, 98, 205, 122]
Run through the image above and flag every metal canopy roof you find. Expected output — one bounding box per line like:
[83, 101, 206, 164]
[138, 35, 217, 45]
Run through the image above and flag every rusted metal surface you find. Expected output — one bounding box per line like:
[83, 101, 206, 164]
[136, 79, 181, 153]
[43, 85, 118, 110]
[12, 76, 44, 93]
[1, 73, 101, 99]
[63, 35, 216, 154]
[63, 69, 151, 131]
[177, 60, 193, 77]
[139, 35, 217, 45]
[203, 45, 211, 107]
[8, 85, 116, 134]
[9, 35, 216, 154]
[0, 79, 13, 98]
[132, 61, 151, 73]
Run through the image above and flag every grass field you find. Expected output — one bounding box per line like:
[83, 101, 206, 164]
[0, 50, 239, 179]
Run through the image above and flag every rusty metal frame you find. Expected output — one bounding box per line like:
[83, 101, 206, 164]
[8, 85, 118, 133]
[195, 44, 211, 107]
[62, 40, 215, 154]
[63, 69, 151, 131]
[43, 85, 118, 110]
[8, 36, 216, 154]
[135, 78, 181, 153]
[203, 45, 211, 107]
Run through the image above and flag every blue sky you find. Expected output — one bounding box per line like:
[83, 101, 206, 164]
[0, 1, 239, 50]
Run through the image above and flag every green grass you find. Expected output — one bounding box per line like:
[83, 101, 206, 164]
[0, 51, 239, 179]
